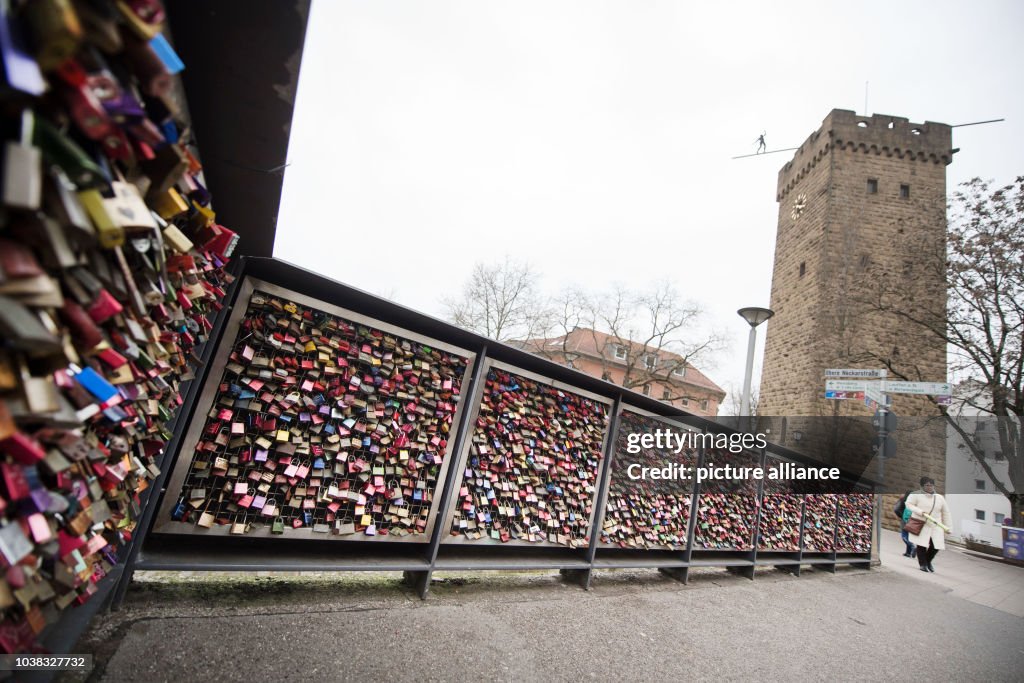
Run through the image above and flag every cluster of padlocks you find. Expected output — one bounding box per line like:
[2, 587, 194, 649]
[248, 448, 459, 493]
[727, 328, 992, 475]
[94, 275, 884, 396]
[0, 0, 237, 652]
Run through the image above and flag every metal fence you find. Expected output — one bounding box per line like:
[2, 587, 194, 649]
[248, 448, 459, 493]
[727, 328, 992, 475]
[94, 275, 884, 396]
[118, 257, 876, 602]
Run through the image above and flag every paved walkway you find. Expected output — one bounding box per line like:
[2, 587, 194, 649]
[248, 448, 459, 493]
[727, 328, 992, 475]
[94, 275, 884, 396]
[879, 527, 1024, 617]
[68, 552, 1024, 682]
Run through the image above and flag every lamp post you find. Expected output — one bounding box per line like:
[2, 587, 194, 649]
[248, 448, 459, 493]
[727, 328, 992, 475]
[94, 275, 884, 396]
[737, 307, 774, 416]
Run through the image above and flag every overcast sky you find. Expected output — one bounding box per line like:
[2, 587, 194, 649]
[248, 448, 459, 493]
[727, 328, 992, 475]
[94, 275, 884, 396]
[275, 0, 1024, 410]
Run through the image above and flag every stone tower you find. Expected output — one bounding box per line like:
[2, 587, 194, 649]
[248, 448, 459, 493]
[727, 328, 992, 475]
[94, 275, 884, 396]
[758, 109, 954, 502]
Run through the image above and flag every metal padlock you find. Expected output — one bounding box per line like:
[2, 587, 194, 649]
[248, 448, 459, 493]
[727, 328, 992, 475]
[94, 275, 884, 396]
[196, 509, 215, 528]
[16, 356, 60, 415]
[21, 0, 83, 72]
[271, 516, 285, 534]
[141, 143, 188, 194]
[106, 180, 158, 231]
[45, 167, 95, 245]
[72, 0, 122, 53]
[2, 110, 42, 210]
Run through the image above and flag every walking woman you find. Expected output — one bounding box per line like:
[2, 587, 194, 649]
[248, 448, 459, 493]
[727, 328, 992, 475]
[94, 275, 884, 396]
[905, 477, 952, 573]
[894, 490, 917, 557]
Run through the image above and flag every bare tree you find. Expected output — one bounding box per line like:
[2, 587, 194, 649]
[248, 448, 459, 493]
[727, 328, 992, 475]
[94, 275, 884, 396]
[862, 176, 1024, 525]
[442, 258, 550, 342]
[721, 381, 759, 417]
[445, 260, 726, 407]
[527, 281, 726, 405]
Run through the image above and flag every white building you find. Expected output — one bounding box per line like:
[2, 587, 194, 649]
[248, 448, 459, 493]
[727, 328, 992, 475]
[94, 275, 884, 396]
[945, 382, 1013, 547]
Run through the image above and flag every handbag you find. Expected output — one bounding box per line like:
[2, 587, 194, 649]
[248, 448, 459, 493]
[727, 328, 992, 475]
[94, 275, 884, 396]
[903, 517, 925, 535]
[904, 497, 936, 535]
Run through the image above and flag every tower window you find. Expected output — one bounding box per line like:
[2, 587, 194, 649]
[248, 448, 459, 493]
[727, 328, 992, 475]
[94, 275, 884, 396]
[975, 479, 986, 491]
[642, 383, 651, 396]
[799, 262, 806, 278]
[975, 509, 986, 521]
[900, 184, 910, 199]
[613, 344, 627, 360]
[867, 178, 878, 194]
[662, 389, 671, 400]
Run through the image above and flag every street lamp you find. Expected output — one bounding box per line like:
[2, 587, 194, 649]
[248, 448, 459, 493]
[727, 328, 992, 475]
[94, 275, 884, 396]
[737, 307, 774, 416]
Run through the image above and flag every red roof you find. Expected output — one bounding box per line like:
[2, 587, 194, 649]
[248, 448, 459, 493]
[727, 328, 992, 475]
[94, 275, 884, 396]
[520, 327, 725, 396]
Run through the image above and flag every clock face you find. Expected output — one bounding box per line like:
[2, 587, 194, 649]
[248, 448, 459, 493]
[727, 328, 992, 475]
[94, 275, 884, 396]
[791, 193, 807, 220]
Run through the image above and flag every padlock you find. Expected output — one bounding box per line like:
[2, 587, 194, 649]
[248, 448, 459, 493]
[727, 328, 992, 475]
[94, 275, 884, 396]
[59, 299, 104, 349]
[141, 144, 189, 195]
[105, 362, 134, 385]
[21, 0, 83, 72]
[2, 109, 42, 210]
[150, 187, 188, 220]
[148, 33, 183, 74]
[58, 61, 117, 140]
[33, 116, 107, 188]
[44, 167, 95, 246]
[271, 516, 285, 534]
[70, 364, 119, 405]
[0, 2, 47, 97]
[120, 28, 170, 96]
[78, 184, 126, 247]
[196, 509, 215, 528]
[195, 223, 239, 260]
[16, 356, 61, 415]
[117, 0, 164, 40]
[72, 0, 122, 53]
[0, 295, 63, 358]
[103, 180, 158, 232]
[86, 288, 123, 323]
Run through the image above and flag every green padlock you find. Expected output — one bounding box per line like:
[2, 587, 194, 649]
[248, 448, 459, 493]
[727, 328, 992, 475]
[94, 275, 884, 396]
[33, 117, 106, 188]
[271, 517, 285, 534]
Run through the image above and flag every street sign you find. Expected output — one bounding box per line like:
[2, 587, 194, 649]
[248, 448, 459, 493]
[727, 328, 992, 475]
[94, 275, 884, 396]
[864, 385, 890, 407]
[883, 381, 951, 396]
[825, 390, 864, 400]
[824, 368, 888, 379]
[935, 394, 952, 406]
[825, 379, 873, 392]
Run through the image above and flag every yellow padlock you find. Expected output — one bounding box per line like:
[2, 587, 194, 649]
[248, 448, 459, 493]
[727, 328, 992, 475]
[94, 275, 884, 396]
[77, 189, 125, 248]
[150, 187, 189, 220]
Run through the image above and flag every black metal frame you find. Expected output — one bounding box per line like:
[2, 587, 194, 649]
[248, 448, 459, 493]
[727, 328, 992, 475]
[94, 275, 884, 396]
[109, 257, 876, 606]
